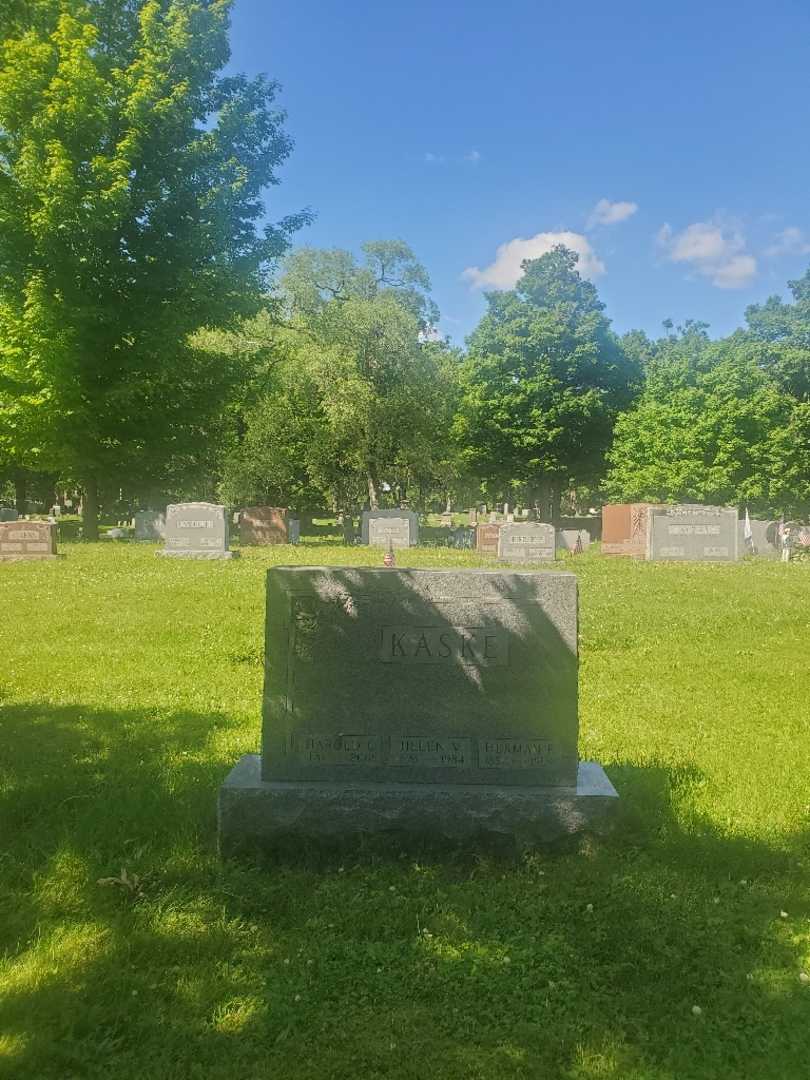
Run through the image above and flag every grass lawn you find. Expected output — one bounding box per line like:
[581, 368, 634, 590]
[1, 539, 809, 1079]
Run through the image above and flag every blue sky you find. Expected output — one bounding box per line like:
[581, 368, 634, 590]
[229, 0, 810, 344]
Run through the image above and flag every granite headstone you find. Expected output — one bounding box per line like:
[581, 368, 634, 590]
[158, 502, 237, 560]
[557, 529, 591, 553]
[739, 518, 778, 558]
[647, 505, 739, 562]
[601, 503, 656, 556]
[134, 510, 165, 541]
[240, 506, 299, 546]
[218, 567, 618, 853]
[361, 510, 418, 548]
[498, 522, 556, 562]
[0, 521, 57, 560]
[475, 523, 501, 555]
[0, 509, 18, 522]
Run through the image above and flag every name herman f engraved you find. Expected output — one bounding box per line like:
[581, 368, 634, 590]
[379, 625, 509, 665]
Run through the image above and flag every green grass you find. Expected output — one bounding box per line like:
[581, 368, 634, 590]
[1, 540, 809, 1079]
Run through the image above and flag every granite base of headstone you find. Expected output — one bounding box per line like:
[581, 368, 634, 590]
[497, 522, 556, 562]
[218, 567, 618, 855]
[0, 509, 18, 522]
[647, 505, 739, 561]
[361, 509, 419, 548]
[134, 510, 166, 541]
[0, 521, 58, 560]
[157, 502, 238, 559]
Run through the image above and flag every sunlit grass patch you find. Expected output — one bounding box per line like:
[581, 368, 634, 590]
[1, 542, 809, 1078]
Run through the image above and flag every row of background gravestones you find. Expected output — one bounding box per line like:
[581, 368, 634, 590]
[3, 502, 804, 562]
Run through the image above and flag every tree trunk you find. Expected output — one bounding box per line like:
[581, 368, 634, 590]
[367, 473, 380, 510]
[41, 473, 58, 515]
[13, 467, 27, 516]
[82, 476, 100, 540]
[536, 476, 552, 523]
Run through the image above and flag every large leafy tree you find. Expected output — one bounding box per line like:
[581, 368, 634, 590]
[0, 0, 306, 535]
[744, 267, 810, 402]
[455, 246, 639, 519]
[605, 327, 810, 515]
[219, 241, 459, 512]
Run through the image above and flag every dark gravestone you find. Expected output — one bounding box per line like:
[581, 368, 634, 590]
[498, 522, 556, 562]
[158, 502, 237, 560]
[240, 506, 299, 546]
[648, 505, 739, 561]
[448, 527, 475, 549]
[218, 568, 618, 853]
[134, 511, 165, 541]
[0, 521, 57, 560]
[0, 509, 18, 522]
[476, 523, 500, 555]
[361, 510, 418, 548]
[601, 503, 656, 556]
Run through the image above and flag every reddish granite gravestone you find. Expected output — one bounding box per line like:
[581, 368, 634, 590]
[0, 520, 57, 560]
[601, 503, 656, 557]
[476, 523, 501, 555]
[240, 507, 299, 546]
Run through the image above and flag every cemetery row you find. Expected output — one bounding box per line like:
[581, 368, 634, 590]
[1, 501, 806, 562]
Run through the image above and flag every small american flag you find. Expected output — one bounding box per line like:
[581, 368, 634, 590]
[798, 528, 810, 548]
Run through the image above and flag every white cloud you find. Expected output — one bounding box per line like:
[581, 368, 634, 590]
[465, 149, 482, 163]
[424, 152, 445, 164]
[463, 231, 605, 290]
[656, 219, 757, 289]
[765, 226, 810, 257]
[587, 198, 638, 229]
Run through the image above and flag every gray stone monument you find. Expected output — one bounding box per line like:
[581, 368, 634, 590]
[134, 510, 166, 541]
[0, 520, 57, 560]
[0, 508, 18, 522]
[498, 522, 556, 562]
[738, 518, 778, 558]
[218, 567, 618, 854]
[158, 502, 238, 560]
[647, 505, 739, 562]
[557, 529, 591, 553]
[361, 509, 418, 548]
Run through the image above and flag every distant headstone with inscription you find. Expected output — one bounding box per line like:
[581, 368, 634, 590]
[468, 508, 478, 526]
[361, 510, 418, 548]
[475, 522, 501, 555]
[218, 567, 618, 854]
[647, 505, 739, 562]
[498, 522, 556, 562]
[601, 503, 656, 556]
[240, 506, 299, 546]
[0, 509, 18, 522]
[158, 502, 237, 560]
[0, 520, 57, 560]
[134, 510, 165, 541]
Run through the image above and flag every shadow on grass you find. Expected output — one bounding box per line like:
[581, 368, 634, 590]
[1, 700, 809, 1079]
